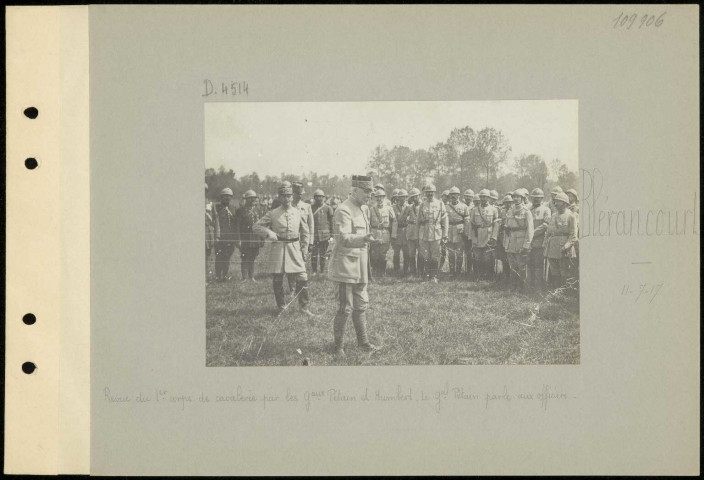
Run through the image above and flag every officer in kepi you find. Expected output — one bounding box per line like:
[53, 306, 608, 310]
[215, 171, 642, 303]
[254, 182, 314, 317]
[213, 187, 237, 281]
[328, 175, 381, 358]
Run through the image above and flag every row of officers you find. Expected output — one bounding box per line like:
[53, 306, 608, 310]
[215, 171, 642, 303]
[206, 181, 579, 291]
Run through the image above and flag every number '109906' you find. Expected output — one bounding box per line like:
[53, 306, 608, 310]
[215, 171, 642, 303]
[613, 12, 666, 30]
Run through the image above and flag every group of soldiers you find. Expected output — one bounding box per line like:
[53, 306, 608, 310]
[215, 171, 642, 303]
[206, 176, 579, 357]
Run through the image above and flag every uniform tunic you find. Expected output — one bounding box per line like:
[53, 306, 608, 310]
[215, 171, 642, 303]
[503, 205, 534, 254]
[393, 203, 407, 247]
[328, 199, 371, 285]
[293, 200, 315, 243]
[543, 210, 578, 259]
[446, 201, 470, 244]
[254, 205, 310, 274]
[418, 199, 448, 242]
[234, 205, 261, 248]
[400, 203, 420, 241]
[469, 204, 500, 248]
[312, 203, 334, 242]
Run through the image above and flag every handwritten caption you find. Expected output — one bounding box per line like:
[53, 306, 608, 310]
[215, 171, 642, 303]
[202, 79, 249, 97]
[104, 383, 573, 413]
[613, 12, 666, 30]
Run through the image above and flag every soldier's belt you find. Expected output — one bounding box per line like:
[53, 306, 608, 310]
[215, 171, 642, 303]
[276, 236, 299, 243]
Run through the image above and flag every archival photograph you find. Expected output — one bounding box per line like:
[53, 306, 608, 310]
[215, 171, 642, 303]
[205, 101, 579, 366]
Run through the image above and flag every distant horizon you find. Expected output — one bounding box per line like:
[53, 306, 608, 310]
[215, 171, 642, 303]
[205, 100, 578, 177]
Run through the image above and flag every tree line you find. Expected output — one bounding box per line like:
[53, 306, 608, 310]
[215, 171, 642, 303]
[206, 126, 578, 200]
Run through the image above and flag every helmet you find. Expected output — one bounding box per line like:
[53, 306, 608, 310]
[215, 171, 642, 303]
[530, 188, 544, 198]
[220, 188, 233, 197]
[442, 189, 450, 196]
[374, 183, 385, 191]
[422, 184, 436, 193]
[502, 194, 513, 204]
[398, 189, 408, 197]
[554, 192, 570, 204]
[244, 190, 257, 199]
[463, 189, 475, 197]
[374, 188, 386, 197]
[313, 189, 325, 197]
[391, 188, 400, 198]
[565, 188, 579, 200]
[408, 187, 421, 198]
[449, 186, 461, 195]
[551, 186, 563, 195]
[512, 188, 527, 198]
[479, 189, 491, 197]
[489, 190, 499, 200]
[518, 188, 530, 197]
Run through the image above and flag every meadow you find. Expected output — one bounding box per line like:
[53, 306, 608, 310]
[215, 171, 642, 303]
[206, 251, 579, 367]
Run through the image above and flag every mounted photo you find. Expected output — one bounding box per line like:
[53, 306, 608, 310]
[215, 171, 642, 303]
[205, 100, 580, 366]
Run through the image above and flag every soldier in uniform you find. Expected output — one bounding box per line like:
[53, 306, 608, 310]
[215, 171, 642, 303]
[549, 186, 564, 215]
[445, 187, 470, 277]
[417, 184, 448, 283]
[310, 189, 334, 276]
[565, 188, 580, 277]
[291, 182, 314, 291]
[369, 188, 397, 278]
[254, 183, 313, 316]
[528, 188, 551, 289]
[495, 193, 513, 282]
[400, 188, 422, 276]
[469, 189, 500, 280]
[213, 187, 237, 282]
[328, 175, 381, 357]
[503, 189, 534, 291]
[462, 189, 475, 276]
[392, 189, 410, 275]
[205, 183, 215, 280]
[438, 189, 450, 272]
[234, 190, 263, 282]
[489, 190, 499, 207]
[543, 192, 578, 288]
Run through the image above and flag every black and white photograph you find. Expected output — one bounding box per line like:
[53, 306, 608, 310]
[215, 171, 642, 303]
[205, 101, 580, 366]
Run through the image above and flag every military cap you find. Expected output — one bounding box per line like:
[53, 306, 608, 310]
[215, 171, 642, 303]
[551, 186, 564, 195]
[463, 188, 475, 197]
[398, 188, 409, 197]
[278, 183, 293, 195]
[374, 187, 386, 197]
[530, 188, 545, 198]
[292, 182, 305, 194]
[220, 187, 233, 197]
[243, 189, 257, 199]
[313, 189, 325, 197]
[553, 192, 570, 204]
[442, 189, 450, 196]
[408, 187, 421, 198]
[423, 184, 437, 193]
[449, 186, 461, 195]
[565, 189, 579, 200]
[351, 175, 374, 190]
[479, 188, 491, 197]
[502, 194, 513, 204]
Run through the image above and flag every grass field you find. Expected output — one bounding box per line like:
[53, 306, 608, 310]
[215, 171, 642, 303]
[206, 254, 579, 367]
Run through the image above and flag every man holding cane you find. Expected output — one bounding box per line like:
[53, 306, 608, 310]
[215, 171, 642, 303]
[327, 175, 381, 358]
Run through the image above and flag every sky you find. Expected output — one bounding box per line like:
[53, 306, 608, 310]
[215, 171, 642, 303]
[205, 100, 578, 177]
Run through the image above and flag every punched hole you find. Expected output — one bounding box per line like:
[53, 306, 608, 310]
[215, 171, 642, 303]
[23, 313, 36, 325]
[24, 107, 39, 119]
[22, 362, 37, 374]
[25, 158, 39, 170]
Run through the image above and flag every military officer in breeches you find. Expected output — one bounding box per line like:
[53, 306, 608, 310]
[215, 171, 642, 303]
[310, 189, 334, 275]
[528, 188, 551, 289]
[328, 175, 381, 358]
[469, 189, 500, 280]
[213, 187, 237, 281]
[400, 188, 422, 276]
[369, 187, 397, 278]
[503, 188, 534, 291]
[392, 189, 410, 275]
[417, 184, 449, 283]
[234, 189, 263, 282]
[445, 186, 470, 277]
[543, 192, 578, 288]
[254, 183, 313, 316]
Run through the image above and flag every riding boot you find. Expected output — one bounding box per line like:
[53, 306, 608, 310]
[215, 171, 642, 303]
[319, 256, 326, 274]
[311, 256, 318, 274]
[333, 312, 348, 355]
[296, 279, 309, 307]
[240, 255, 248, 280]
[272, 275, 285, 309]
[352, 310, 377, 351]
